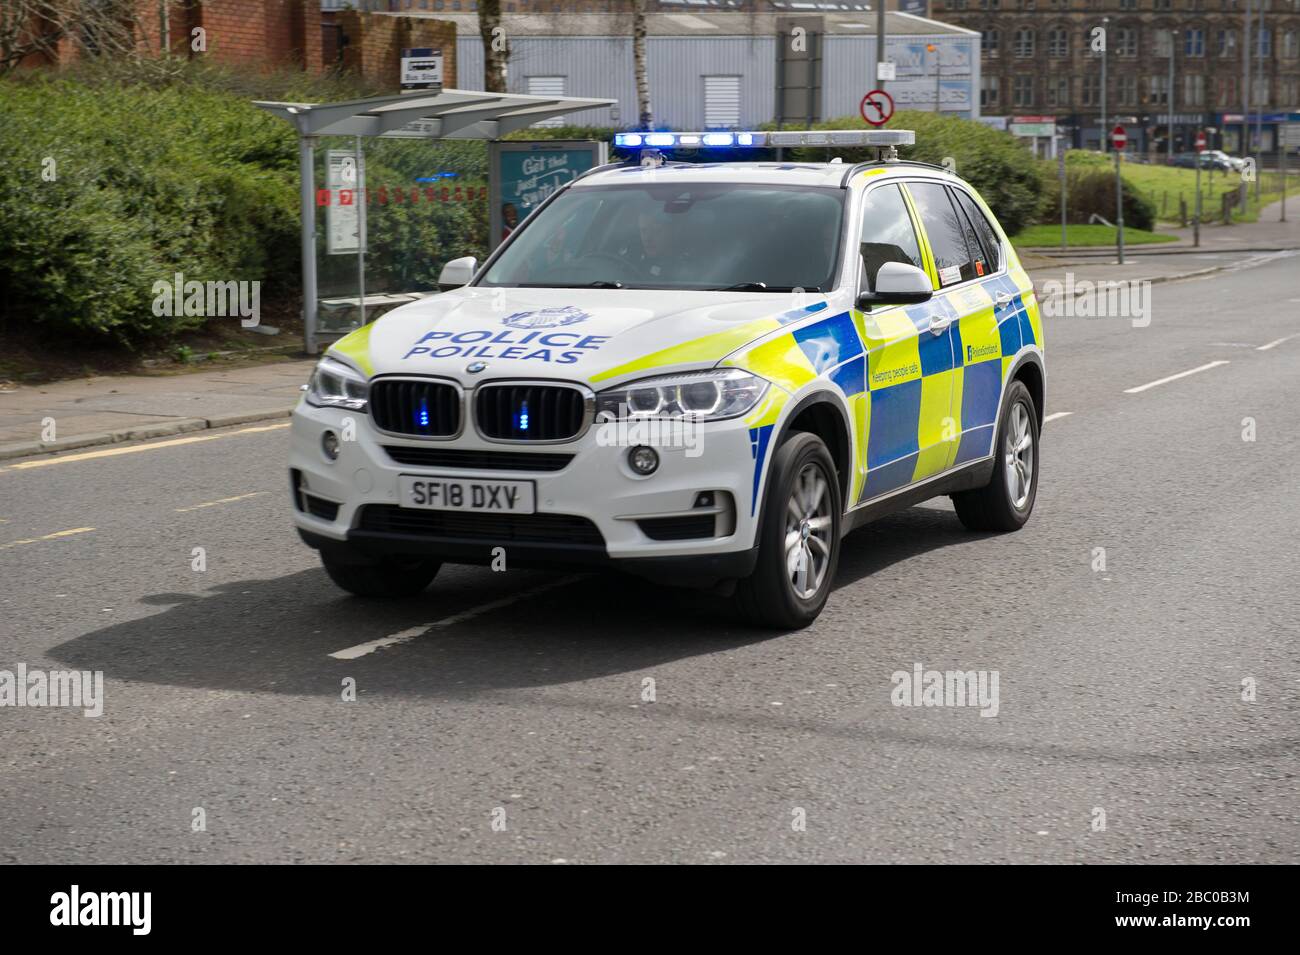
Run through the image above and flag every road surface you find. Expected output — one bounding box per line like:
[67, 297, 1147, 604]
[2, 252, 1297, 863]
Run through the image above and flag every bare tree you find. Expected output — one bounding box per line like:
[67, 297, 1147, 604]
[0, 0, 145, 76]
[479, 0, 508, 93]
[632, 0, 651, 128]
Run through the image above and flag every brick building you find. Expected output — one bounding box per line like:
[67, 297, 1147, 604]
[931, 0, 1300, 154]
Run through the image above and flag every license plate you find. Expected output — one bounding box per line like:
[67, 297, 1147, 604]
[398, 475, 536, 514]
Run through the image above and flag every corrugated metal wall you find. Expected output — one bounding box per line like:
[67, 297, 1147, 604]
[456, 31, 977, 128]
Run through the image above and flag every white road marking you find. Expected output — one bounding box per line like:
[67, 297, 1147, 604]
[328, 575, 585, 660]
[1042, 412, 1073, 423]
[1256, 334, 1299, 352]
[2, 423, 289, 471]
[0, 526, 95, 550]
[1123, 361, 1230, 394]
[175, 491, 268, 513]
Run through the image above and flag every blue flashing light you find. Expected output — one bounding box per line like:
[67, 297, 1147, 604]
[702, 132, 734, 146]
[645, 133, 675, 147]
[417, 399, 430, 429]
[737, 132, 754, 146]
[517, 400, 530, 432]
[615, 133, 644, 147]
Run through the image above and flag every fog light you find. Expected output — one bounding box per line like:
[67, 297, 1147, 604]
[321, 430, 340, 461]
[694, 491, 714, 508]
[628, 445, 659, 475]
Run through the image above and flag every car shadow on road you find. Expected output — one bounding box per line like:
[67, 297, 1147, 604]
[49, 505, 980, 699]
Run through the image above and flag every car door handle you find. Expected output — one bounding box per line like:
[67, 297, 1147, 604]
[994, 292, 1014, 307]
[927, 314, 952, 335]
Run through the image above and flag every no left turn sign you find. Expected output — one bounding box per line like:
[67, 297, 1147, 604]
[860, 89, 895, 127]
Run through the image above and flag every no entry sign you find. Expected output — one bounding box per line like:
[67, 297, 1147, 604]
[860, 89, 895, 127]
[1110, 124, 1127, 150]
[1195, 130, 1207, 152]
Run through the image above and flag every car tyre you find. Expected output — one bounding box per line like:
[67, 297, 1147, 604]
[320, 549, 441, 598]
[735, 432, 842, 629]
[951, 379, 1039, 532]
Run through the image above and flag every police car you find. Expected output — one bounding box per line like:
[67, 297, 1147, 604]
[290, 129, 1044, 628]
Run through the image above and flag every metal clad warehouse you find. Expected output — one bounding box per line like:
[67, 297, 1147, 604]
[391, 12, 979, 129]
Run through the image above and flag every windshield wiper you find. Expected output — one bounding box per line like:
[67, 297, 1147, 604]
[715, 283, 818, 293]
[579, 280, 623, 289]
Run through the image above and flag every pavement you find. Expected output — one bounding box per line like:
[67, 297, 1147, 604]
[1, 237, 1298, 863]
[3, 201, 1297, 464]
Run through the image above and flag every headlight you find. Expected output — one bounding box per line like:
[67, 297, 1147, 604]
[305, 356, 369, 411]
[595, 369, 768, 422]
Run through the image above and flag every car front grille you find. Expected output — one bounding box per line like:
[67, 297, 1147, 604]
[357, 505, 605, 547]
[370, 379, 459, 437]
[382, 446, 573, 472]
[474, 383, 587, 441]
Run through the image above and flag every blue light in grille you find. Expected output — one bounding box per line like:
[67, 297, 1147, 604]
[417, 398, 430, 429]
[517, 399, 529, 432]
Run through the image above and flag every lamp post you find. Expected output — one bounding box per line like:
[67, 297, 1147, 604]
[1101, 16, 1110, 153]
[927, 43, 940, 113]
[1168, 29, 1178, 165]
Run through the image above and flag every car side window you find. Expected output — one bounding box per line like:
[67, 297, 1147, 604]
[952, 188, 1002, 276]
[857, 183, 923, 293]
[907, 181, 976, 288]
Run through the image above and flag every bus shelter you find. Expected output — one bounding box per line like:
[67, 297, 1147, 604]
[255, 87, 614, 353]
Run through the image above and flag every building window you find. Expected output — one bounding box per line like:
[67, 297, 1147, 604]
[526, 76, 567, 127]
[1257, 27, 1272, 57]
[1116, 27, 1137, 57]
[1046, 76, 1069, 106]
[1282, 76, 1299, 105]
[1184, 74, 1205, 106]
[1014, 28, 1035, 57]
[703, 75, 741, 129]
[1216, 74, 1237, 106]
[1149, 75, 1170, 106]
[1154, 0, 1171, 8]
[1252, 75, 1269, 105]
[1284, 31, 1299, 58]
[983, 30, 1001, 56]
[1119, 0, 1136, 8]
[1013, 74, 1035, 106]
[981, 74, 1001, 108]
[1185, 29, 1205, 57]
[1218, 28, 1238, 57]
[1081, 73, 1100, 106]
[1049, 27, 1069, 57]
[1118, 73, 1138, 104]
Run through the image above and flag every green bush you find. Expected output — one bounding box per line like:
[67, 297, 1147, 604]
[1038, 167, 1157, 232]
[0, 75, 301, 345]
[787, 111, 1044, 236]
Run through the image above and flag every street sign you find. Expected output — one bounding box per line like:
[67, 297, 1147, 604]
[860, 89, 895, 127]
[1195, 130, 1207, 153]
[1111, 124, 1128, 150]
[400, 48, 443, 90]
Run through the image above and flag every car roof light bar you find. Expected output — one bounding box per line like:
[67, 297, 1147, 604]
[614, 129, 914, 149]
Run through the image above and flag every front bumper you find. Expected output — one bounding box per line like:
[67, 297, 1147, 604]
[288, 397, 767, 583]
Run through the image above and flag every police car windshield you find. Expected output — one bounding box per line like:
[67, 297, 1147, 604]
[480, 182, 844, 292]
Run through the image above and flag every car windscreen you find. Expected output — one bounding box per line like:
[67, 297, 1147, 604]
[479, 182, 845, 292]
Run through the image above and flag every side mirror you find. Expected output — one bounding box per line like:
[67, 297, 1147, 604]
[437, 256, 477, 291]
[856, 261, 933, 309]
